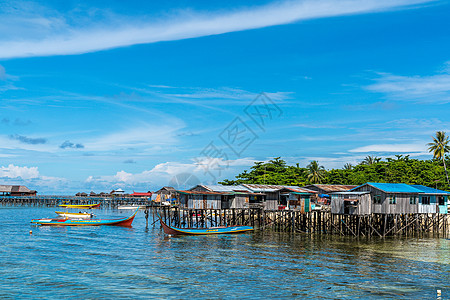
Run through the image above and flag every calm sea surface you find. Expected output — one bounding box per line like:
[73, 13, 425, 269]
[1, 206, 449, 299]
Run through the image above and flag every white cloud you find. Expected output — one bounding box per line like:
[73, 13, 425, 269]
[83, 121, 185, 151]
[365, 64, 450, 103]
[349, 143, 427, 153]
[0, 163, 68, 194]
[0, 164, 39, 179]
[0, 0, 431, 58]
[84, 157, 256, 190]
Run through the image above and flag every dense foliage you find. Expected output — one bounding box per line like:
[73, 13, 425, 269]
[219, 156, 450, 191]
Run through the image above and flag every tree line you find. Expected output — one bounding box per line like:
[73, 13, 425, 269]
[220, 131, 450, 191]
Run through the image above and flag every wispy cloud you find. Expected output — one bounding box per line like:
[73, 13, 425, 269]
[349, 143, 427, 153]
[9, 134, 47, 145]
[0, 0, 431, 59]
[123, 159, 137, 164]
[365, 63, 450, 103]
[1, 118, 32, 126]
[82, 121, 185, 151]
[60, 140, 84, 149]
[0, 64, 20, 92]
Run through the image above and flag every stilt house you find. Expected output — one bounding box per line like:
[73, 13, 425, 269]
[350, 182, 449, 214]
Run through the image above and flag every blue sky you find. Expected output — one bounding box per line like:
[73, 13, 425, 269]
[1, 0, 450, 194]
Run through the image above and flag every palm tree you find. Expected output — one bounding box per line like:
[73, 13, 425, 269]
[343, 163, 353, 170]
[428, 131, 450, 186]
[361, 155, 381, 165]
[307, 160, 325, 183]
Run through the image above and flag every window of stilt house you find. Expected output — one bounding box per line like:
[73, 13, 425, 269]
[373, 195, 382, 204]
[388, 195, 396, 204]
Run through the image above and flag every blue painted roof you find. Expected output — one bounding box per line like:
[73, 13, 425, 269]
[409, 185, 450, 194]
[352, 182, 450, 194]
[365, 182, 420, 193]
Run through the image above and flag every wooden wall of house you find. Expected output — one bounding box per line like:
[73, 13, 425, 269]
[264, 192, 279, 210]
[187, 195, 221, 209]
[358, 194, 372, 215]
[330, 194, 371, 215]
[265, 200, 278, 210]
[417, 195, 437, 214]
[230, 195, 247, 209]
[331, 195, 342, 214]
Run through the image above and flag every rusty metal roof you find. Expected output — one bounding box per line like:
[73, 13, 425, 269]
[242, 184, 302, 192]
[192, 184, 250, 193]
[155, 186, 176, 193]
[177, 190, 226, 195]
[304, 184, 357, 192]
[0, 185, 33, 193]
[280, 187, 318, 194]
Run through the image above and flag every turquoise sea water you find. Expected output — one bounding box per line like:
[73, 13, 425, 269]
[1, 206, 449, 299]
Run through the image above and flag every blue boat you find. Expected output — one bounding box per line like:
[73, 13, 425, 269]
[158, 214, 253, 235]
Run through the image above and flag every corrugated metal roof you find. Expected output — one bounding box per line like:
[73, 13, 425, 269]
[355, 182, 420, 193]
[352, 182, 450, 194]
[409, 185, 450, 194]
[196, 184, 250, 193]
[177, 190, 226, 195]
[242, 184, 301, 192]
[0, 185, 33, 193]
[0, 185, 12, 192]
[331, 191, 370, 195]
[281, 187, 318, 194]
[155, 186, 176, 192]
[304, 184, 357, 192]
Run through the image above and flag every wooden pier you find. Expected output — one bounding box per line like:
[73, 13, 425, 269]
[0, 195, 152, 208]
[156, 206, 450, 238]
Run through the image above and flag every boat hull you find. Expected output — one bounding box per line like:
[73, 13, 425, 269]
[159, 216, 253, 235]
[31, 209, 138, 227]
[58, 203, 101, 209]
[55, 211, 93, 219]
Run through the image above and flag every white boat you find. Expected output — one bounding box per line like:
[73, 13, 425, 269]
[55, 211, 94, 219]
[117, 205, 145, 210]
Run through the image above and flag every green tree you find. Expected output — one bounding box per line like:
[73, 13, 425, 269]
[361, 155, 381, 165]
[428, 131, 450, 186]
[343, 163, 353, 170]
[307, 160, 325, 184]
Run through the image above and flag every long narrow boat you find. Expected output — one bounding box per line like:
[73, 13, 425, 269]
[158, 214, 253, 235]
[58, 203, 101, 209]
[31, 209, 138, 227]
[55, 211, 94, 219]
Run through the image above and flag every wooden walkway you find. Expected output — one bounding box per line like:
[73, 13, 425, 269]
[157, 206, 450, 238]
[0, 195, 152, 207]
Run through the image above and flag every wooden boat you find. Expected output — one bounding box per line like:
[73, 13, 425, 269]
[31, 209, 138, 227]
[158, 214, 253, 235]
[55, 211, 94, 219]
[117, 204, 145, 210]
[58, 203, 100, 209]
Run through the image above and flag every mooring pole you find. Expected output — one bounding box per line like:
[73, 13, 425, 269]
[144, 207, 149, 228]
